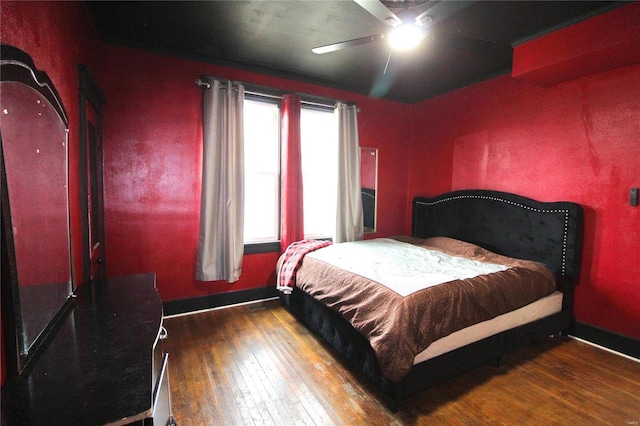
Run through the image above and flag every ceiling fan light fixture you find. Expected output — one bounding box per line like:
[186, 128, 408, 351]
[416, 14, 433, 27]
[388, 24, 423, 51]
[384, 16, 402, 26]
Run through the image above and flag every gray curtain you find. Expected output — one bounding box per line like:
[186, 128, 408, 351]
[196, 79, 245, 282]
[334, 102, 364, 243]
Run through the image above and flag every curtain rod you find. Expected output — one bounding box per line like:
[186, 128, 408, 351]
[195, 78, 211, 88]
[194, 77, 359, 110]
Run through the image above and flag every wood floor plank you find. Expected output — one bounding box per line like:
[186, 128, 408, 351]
[163, 300, 640, 425]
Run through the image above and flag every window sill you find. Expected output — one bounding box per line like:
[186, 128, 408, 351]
[244, 241, 281, 254]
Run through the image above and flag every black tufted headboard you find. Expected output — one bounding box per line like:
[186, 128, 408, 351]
[412, 190, 584, 279]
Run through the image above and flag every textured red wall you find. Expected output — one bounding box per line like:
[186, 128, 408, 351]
[408, 4, 640, 339]
[0, 0, 99, 384]
[512, 3, 640, 87]
[92, 45, 412, 302]
[361, 148, 377, 189]
[1, 1, 99, 286]
[410, 65, 640, 338]
[1, 84, 71, 285]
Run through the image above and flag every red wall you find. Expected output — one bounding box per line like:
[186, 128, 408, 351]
[1, 83, 70, 285]
[1, 1, 100, 286]
[361, 148, 377, 189]
[408, 8, 640, 338]
[0, 0, 101, 384]
[91, 46, 412, 301]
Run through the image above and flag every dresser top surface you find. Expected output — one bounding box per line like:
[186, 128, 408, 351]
[1, 273, 163, 426]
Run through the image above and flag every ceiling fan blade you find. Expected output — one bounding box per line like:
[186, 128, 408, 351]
[312, 33, 386, 54]
[354, 0, 402, 27]
[414, 1, 477, 27]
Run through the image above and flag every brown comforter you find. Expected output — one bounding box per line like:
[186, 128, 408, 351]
[294, 236, 556, 382]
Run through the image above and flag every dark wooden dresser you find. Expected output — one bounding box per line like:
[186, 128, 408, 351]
[1, 273, 175, 425]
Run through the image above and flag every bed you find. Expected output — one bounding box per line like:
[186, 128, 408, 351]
[278, 189, 584, 411]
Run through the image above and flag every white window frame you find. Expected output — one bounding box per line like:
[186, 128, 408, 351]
[242, 94, 339, 252]
[243, 96, 281, 249]
[300, 105, 338, 240]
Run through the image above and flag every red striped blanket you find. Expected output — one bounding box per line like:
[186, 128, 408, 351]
[277, 239, 332, 294]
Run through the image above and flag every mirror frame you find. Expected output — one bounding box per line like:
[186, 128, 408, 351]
[1, 45, 74, 375]
[360, 147, 378, 233]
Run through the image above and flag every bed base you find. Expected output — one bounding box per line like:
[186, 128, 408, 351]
[281, 289, 571, 411]
[281, 189, 583, 411]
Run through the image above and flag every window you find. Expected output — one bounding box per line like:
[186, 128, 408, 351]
[300, 106, 338, 239]
[243, 98, 280, 244]
[243, 97, 339, 246]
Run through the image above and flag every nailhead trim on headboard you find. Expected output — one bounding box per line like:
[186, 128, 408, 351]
[415, 194, 571, 275]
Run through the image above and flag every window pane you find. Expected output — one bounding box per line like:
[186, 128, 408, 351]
[301, 107, 337, 239]
[244, 99, 280, 243]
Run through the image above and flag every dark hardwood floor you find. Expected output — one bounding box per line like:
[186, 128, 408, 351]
[163, 299, 640, 425]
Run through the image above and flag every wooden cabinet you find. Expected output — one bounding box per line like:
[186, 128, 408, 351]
[1, 273, 175, 426]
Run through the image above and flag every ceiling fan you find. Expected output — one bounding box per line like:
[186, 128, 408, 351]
[312, 0, 495, 55]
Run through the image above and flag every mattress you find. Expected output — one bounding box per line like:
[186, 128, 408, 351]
[414, 291, 563, 364]
[291, 237, 557, 381]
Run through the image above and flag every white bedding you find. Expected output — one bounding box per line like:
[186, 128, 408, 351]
[307, 238, 509, 297]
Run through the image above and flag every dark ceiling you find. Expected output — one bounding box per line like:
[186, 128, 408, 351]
[87, 1, 625, 104]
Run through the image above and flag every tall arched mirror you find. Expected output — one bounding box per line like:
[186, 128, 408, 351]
[360, 147, 378, 233]
[1, 45, 73, 374]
